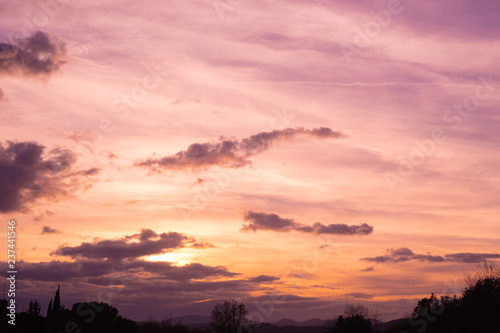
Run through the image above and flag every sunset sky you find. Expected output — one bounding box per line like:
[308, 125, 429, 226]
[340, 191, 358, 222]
[1, 0, 499, 323]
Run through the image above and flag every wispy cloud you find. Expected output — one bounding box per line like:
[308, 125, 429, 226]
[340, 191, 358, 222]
[361, 247, 498, 264]
[344, 292, 374, 299]
[444, 252, 499, 263]
[136, 127, 346, 172]
[242, 211, 373, 235]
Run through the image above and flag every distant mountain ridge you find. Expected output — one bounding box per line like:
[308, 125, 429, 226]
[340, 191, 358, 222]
[272, 318, 326, 327]
[169, 315, 407, 332]
[171, 315, 211, 325]
[170, 315, 327, 327]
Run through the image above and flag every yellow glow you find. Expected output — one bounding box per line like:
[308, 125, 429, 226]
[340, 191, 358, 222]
[143, 252, 191, 266]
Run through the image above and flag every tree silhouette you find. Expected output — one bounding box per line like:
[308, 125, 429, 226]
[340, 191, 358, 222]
[53, 284, 61, 315]
[461, 274, 500, 332]
[0, 298, 15, 333]
[69, 301, 138, 333]
[46, 299, 53, 318]
[326, 304, 373, 333]
[28, 299, 41, 316]
[46, 284, 66, 332]
[16, 299, 46, 332]
[210, 299, 248, 333]
[138, 315, 192, 333]
[396, 263, 500, 333]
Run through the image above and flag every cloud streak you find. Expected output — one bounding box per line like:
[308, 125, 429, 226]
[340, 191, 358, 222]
[0, 141, 100, 213]
[241, 211, 373, 235]
[0, 31, 67, 78]
[361, 248, 498, 264]
[136, 127, 346, 171]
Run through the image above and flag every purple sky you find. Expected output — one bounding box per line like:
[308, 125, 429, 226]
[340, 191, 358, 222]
[1, 0, 500, 323]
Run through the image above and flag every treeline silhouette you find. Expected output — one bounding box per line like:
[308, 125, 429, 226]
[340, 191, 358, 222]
[384, 264, 500, 333]
[1, 265, 499, 333]
[0, 295, 201, 333]
[0, 285, 201, 333]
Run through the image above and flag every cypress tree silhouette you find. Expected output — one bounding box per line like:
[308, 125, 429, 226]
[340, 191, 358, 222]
[46, 285, 62, 332]
[47, 299, 53, 318]
[53, 284, 61, 317]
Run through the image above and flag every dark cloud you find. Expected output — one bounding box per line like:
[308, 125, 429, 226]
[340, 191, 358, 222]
[444, 252, 498, 263]
[344, 292, 374, 300]
[242, 211, 295, 232]
[0, 141, 100, 213]
[248, 275, 280, 283]
[241, 211, 373, 235]
[20, 259, 237, 282]
[361, 248, 445, 263]
[52, 229, 215, 261]
[251, 294, 319, 302]
[41, 226, 62, 234]
[0, 88, 4, 100]
[136, 127, 346, 171]
[125, 261, 238, 281]
[362, 248, 498, 264]
[311, 285, 339, 290]
[361, 266, 374, 272]
[20, 260, 110, 281]
[287, 271, 315, 280]
[295, 222, 374, 235]
[0, 31, 67, 78]
[19, 255, 287, 317]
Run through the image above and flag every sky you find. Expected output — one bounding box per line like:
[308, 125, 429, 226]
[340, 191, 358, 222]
[1, 0, 500, 323]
